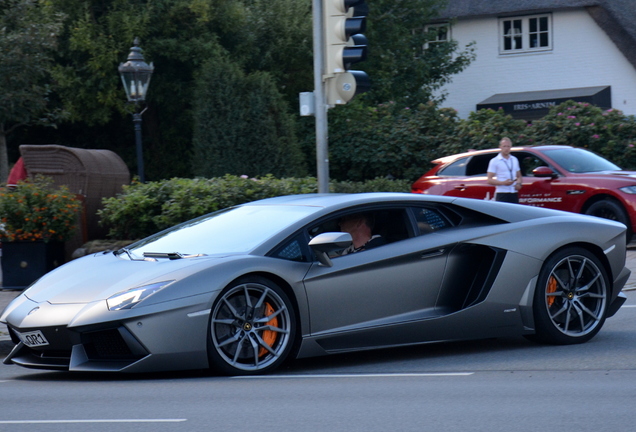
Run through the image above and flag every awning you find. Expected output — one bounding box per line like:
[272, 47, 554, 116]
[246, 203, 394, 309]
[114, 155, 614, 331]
[476, 86, 611, 120]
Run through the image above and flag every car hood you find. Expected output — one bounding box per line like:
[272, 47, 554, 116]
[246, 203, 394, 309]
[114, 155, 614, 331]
[601, 170, 636, 177]
[22, 251, 225, 304]
[566, 170, 636, 182]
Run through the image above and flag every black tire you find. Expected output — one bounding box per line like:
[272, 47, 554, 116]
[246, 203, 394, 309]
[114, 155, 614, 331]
[532, 247, 608, 345]
[585, 199, 632, 240]
[207, 276, 296, 375]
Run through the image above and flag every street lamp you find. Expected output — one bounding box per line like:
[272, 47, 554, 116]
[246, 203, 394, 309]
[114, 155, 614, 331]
[118, 38, 154, 182]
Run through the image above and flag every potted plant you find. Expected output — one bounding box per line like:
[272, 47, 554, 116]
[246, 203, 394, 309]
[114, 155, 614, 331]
[0, 175, 82, 289]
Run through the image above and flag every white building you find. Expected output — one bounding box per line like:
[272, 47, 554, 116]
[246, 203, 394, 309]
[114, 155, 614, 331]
[431, 0, 636, 119]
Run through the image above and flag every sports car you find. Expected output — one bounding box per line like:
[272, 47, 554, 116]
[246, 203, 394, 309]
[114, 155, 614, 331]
[411, 145, 636, 241]
[0, 193, 629, 375]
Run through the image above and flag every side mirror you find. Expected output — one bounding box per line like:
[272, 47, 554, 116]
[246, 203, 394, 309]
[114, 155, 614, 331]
[532, 166, 558, 178]
[309, 232, 352, 267]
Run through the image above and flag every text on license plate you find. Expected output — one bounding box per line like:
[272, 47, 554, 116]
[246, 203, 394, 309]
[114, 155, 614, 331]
[18, 330, 49, 347]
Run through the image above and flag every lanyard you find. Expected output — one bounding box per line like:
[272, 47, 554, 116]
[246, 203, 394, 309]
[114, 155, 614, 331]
[502, 157, 513, 180]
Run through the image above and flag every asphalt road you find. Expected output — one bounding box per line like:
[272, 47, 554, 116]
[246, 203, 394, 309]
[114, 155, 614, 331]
[0, 292, 635, 431]
[1, 251, 636, 431]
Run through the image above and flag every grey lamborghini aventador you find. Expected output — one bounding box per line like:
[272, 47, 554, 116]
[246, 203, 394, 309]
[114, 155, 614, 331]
[1, 193, 629, 375]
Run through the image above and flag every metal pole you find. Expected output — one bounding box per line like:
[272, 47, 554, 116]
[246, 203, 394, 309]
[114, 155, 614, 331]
[313, 0, 329, 193]
[133, 111, 145, 183]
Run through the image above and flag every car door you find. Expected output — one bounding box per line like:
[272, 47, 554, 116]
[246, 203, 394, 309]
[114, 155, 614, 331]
[515, 151, 572, 211]
[441, 153, 497, 200]
[302, 206, 454, 350]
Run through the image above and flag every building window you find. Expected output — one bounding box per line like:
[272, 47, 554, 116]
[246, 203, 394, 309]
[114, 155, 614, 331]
[500, 14, 551, 54]
[423, 24, 450, 50]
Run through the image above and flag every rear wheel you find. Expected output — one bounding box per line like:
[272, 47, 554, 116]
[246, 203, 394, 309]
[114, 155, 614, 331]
[532, 247, 608, 344]
[207, 276, 296, 375]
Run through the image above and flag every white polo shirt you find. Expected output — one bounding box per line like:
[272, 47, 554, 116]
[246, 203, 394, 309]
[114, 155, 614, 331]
[487, 153, 520, 193]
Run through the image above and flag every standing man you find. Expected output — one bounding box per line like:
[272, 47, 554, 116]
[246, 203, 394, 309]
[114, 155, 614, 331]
[487, 137, 522, 203]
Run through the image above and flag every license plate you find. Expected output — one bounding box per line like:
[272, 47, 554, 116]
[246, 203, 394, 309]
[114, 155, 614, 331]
[17, 330, 49, 347]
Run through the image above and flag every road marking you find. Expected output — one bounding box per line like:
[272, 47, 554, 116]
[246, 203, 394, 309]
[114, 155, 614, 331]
[622, 305, 636, 308]
[233, 372, 474, 379]
[0, 419, 187, 424]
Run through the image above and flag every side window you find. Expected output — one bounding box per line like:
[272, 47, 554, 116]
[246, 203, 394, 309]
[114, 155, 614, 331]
[412, 207, 451, 235]
[309, 208, 412, 257]
[438, 157, 469, 176]
[515, 152, 548, 176]
[269, 233, 309, 262]
[466, 154, 494, 176]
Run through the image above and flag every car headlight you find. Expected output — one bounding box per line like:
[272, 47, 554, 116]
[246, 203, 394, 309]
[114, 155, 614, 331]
[619, 186, 636, 194]
[107, 281, 174, 311]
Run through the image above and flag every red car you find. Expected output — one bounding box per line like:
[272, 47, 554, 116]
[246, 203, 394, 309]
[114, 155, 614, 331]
[411, 145, 636, 240]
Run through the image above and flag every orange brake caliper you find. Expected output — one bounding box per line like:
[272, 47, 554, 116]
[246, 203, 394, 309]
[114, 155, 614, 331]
[258, 302, 279, 358]
[547, 276, 557, 307]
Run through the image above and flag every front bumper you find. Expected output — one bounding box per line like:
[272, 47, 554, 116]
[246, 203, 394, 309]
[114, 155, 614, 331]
[2, 293, 214, 373]
[4, 325, 149, 371]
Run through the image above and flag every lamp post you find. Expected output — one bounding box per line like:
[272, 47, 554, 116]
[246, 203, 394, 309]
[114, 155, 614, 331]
[118, 38, 154, 183]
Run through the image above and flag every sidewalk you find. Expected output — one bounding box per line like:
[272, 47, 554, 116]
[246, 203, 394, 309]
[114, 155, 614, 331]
[2, 249, 636, 348]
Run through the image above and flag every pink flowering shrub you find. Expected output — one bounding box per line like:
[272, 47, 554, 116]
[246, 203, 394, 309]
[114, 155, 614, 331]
[454, 101, 636, 170]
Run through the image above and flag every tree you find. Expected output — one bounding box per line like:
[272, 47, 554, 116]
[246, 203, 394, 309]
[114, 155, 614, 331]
[35, 0, 309, 180]
[304, 0, 477, 180]
[361, 0, 475, 106]
[46, 0, 235, 179]
[191, 56, 306, 178]
[238, 0, 313, 103]
[6, 0, 475, 182]
[0, 0, 64, 180]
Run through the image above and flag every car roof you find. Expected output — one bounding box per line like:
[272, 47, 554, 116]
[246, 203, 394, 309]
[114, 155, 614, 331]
[242, 192, 457, 209]
[431, 145, 574, 164]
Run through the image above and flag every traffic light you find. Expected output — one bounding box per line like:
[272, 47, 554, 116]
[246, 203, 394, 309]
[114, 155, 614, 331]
[326, 71, 370, 105]
[323, 0, 370, 105]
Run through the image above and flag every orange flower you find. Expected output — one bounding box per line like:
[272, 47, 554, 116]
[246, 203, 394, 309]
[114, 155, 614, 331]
[0, 175, 81, 243]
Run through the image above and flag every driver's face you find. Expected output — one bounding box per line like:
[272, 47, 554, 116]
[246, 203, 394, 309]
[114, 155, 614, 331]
[339, 217, 362, 234]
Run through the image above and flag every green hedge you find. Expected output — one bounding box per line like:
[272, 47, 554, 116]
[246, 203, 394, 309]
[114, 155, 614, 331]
[317, 100, 636, 181]
[441, 101, 636, 169]
[98, 175, 410, 239]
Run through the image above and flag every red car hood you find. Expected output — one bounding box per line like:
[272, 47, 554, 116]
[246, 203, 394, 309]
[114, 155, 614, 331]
[601, 170, 636, 177]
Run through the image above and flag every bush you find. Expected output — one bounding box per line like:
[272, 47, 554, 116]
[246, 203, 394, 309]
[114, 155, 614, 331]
[443, 102, 636, 170]
[530, 101, 614, 151]
[328, 101, 459, 182]
[529, 101, 636, 168]
[332, 178, 411, 193]
[441, 108, 531, 155]
[300, 101, 636, 182]
[98, 175, 411, 239]
[0, 175, 82, 242]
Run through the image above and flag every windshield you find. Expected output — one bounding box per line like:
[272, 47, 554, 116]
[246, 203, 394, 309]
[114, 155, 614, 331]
[542, 148, 621, 173]
[127, 205, 318, 257]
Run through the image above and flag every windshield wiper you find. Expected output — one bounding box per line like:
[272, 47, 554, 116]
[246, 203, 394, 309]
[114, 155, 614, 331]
[115, 247, 142, 260]
[142, 252, 206, 260]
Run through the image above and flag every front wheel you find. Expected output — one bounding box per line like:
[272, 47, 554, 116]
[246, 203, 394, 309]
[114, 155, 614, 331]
[208, 276, 296, 375]
[532, 247, 609, 345]
[585, 199, 632, 241]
